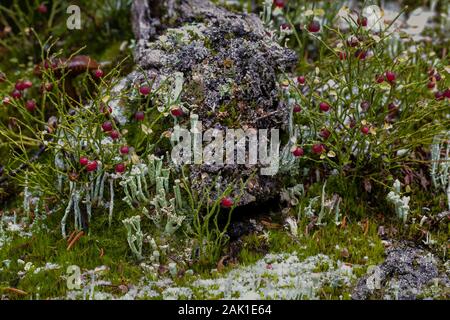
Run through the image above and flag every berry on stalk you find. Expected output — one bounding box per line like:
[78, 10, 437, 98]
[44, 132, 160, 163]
[273, 0, 285, 9]
[25, 99, 36, 112]
[93, 69, 104, 78]
[435, 91, 444, 101]
[102, 121, 113, 132]
[319, 102, 330, 112]
[135, 111, 145, 121]
[171, 106, 184, 117]
[385, 71, 396, 83]
[37, 3, 48, 14]
[139, 85, 151, 96]
[11, 90, 21, 99]
[2, 97, 11, 105]
[115, 163, 126, 174]
[220, 197, 234, 208]
[307, 20, 321, 33]
[297, 76, 306, 85]
[319, 128, 331, 140]
[109, 130, 120, 140]
[79, 156, 89, 166]
[86, 160, 98, 172]
[312, 144, 325, 155]
[292, 146, 304, 157]
[357, 16, 368, 27]
[444, 89, 450, 99]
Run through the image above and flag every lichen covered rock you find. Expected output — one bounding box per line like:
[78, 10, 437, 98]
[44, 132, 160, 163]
[129, 0, 297, 205]
[352, 243, 450, 300]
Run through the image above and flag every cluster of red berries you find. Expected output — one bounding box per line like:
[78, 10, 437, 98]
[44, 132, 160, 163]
[79, 146, 128, 174]
[357, 16, 368, 27]
[79, 156, 98, 172]
[428, 69, 450, 100]
[376, 71, 396, 84]
[2, 79, 41, 111]
[102, 120, 120, 140]
[291, 143, 326, 158]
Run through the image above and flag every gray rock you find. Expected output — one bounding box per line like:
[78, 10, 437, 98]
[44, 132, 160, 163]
[352, 243, 450, 300]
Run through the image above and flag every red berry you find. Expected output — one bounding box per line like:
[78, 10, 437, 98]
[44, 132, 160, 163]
[292, 147, 304, 157]
[273, 0, 285, 8]
[427, 81, 435, 89]
[312, 144, 325, 155]
[86, 161, 98, 172]
[319, 128, 331, 140]
[361, 126, 370, 135]
[120, 145, 130, 155]
[139, 85, 151, 96]
[307, 20, 321, 33]
[79, 156, 89, 166]
[11, 90, 21, 99]
[319, 102, 330, 112]
[376, 75, 384, 83]
[37, 3, 48, 14]
[22, 80, 33, 89]
[443, 89, 450, 99]
[434, 73, 441, 82]
[15, 81, 26, 91]
[135, 111, 145, 121]
[220, 197, 234, 208]
[339, 51, 347, 60]
[293, 104, 301, 113]
[385, 71, 396, 83]
[281, 23, 291, 30]
[171, 106, 183, 117]
[360, 101, 370, 112]
[435, 91, 444, 101]
[2, 96, 11, 105]
[297, 76, 306, 85]
[102, 121, 113, 132]
[25, 99, 36, 112]
[115, 163, 126, 174]
[93, 69, 104, 78]
[357, 16, 368, 27]
[109, 130, 120, 140]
